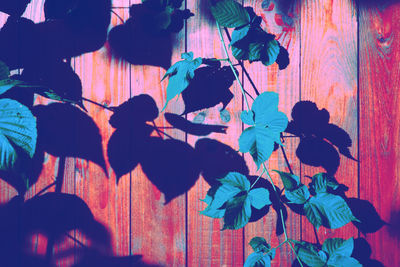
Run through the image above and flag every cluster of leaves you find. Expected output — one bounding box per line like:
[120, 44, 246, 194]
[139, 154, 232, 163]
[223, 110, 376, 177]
[138, 0, 194, 33]
[200, 172, 271, 230]
[293, 237, 361, 267]
[161, 52, 237, 115]
[276, 171, 359, 230]
[210, 0, 289, 69]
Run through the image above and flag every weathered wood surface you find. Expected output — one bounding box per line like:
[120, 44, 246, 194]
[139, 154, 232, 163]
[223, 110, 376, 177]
[0, 0, 399, 266]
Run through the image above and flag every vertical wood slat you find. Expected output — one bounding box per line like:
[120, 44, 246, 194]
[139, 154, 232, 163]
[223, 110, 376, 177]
[359, 2, 400, 266]
[300, 0, 358, 243]
[128, 0, 186, 265]
[242, 1, 301, 266]
[73, 5, 131, 259]
[186, 0, 244, 266]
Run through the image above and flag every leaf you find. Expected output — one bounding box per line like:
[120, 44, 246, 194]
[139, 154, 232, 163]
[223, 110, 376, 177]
[0, 99, 37, 170]
[161, 52, 202, 111]
[218, 171, 250, 191]
[322, 237, 354, 257]
[244, 252, 271, 267]
[272, 170, 300, 191]
[304, 193, 358, 230]
[21, 61, 85, 109]
[249, 237, 270, 253]
[230, 24, 251, 47]
[251, 92, 288, 131]
[33, 103, 106, 174]
[0, 79, 24, 96]
[219, 109, 231, 123]
[285, 184, 310, 204]
[210, 0, 250, 28]
[310, 173, 340, 194]
[293, 241, 327, 267]
[222, 193, 251, 230]
[248, 188, 271, 209]
[241, 110, 255, 125]
[181, 66, 235, 115]
[0, 61, 10, 79]
[261, 39, 280, 66]
[327, 255, 362, 267]
[201, 172, 248, 214]
[239, 126, 277, 169]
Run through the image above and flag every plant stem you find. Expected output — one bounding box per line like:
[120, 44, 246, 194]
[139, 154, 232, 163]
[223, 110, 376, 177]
[250, 169, 266, 189]
[82, 97, 114, 111]
[216, 22, 251, 111]
[223, 28, 261, 96]
[264, 165, 304, 267]
[33, 181, 57, 199]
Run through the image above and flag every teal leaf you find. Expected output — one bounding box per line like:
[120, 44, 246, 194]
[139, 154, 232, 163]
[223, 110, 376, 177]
[161, 52, 202, 111]
[0, 99, 37, 170]
[0, 61, 9, 80]
[231, 45, 248, 60]
[199, 206, 225, 218]
[261, 39, 280, 66]
[248, 42, 264, 62]
[251, 92, 279, 127]
[305, 193, 359, 230]
[210, 0, 251, 28]
[244, 252, 271, 267]
[0, 79, 24, 96]
[238, 126, 276, 169]
[293, 241, 327, 267]
[249, 237, 270, 253]
[273, 170, 300, 191]
[322, 237, 354, 257]
[230, 24, 251, 47]
[285, 184, 310, 204]
[222, 193, 251, 230]
[241, 110, 255, 125]
[310, 173, 340, 194]
[219, 108, 231, 123]
[248, 187, 271, 209]
[218, 171, 250, 191]
[327, 255, 362, 267]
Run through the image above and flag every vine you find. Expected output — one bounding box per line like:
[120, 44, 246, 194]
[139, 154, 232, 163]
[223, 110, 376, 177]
[0, 0, 385, 266]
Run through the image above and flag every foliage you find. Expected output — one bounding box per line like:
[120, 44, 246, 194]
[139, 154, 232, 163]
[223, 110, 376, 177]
[0, 1, 382, 267]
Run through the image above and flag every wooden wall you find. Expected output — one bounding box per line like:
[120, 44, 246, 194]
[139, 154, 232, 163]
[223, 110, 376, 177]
[0, 0, 399, 266]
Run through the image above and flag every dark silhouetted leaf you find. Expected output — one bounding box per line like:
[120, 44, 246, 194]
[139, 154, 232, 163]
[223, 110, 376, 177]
[181, 66, 235, 115]
[165, 113, 227, 136]
[195, 138, 249, 186]
[140, 137, 201, 203]
[347, 198, 386, 234]
[33, 103, 106, 174]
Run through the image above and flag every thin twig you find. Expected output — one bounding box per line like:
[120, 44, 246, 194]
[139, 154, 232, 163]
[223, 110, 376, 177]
[82, 97, 114, 111]
[111, 10, 125, 24]
[33, 182, 57, 198]
[216, 22, 251, 111]
[223, 28, 261, 96]
[250, 169, 266, 189]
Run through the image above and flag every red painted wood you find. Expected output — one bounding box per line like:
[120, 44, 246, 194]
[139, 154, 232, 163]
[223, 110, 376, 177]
[300, 0, 359, 245]
[359, 2, 400, 266]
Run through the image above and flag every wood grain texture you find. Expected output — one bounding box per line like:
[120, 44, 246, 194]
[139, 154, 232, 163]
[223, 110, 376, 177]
[186, 1, 245, 266]
[242, 1, 301, 266]
[73, 6, 131, 259]
[300, 0, 358, 244]
[359, 2, 400, 266]
[128, 0, 186, 265]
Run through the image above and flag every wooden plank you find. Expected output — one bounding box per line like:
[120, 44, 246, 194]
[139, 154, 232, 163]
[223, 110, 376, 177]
[243, 1, 301, 266]
[73, 6, 131, 258]
[185, 1, 245, 266]
[128, 1, 186, 266]
[300, 0, 358, 243]
[359, 2, 400, 266]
